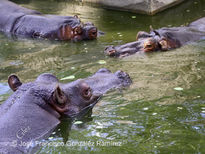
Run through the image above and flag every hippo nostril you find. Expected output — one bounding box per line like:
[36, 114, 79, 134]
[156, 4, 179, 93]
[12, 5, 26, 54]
[115, 71, 125, 78]
[96, 68, 111, 74]
[88, 27, 97, 39]
[92, 31, 96, 35]
[115, 71, 132, 86]
[108, 50, 116, 56]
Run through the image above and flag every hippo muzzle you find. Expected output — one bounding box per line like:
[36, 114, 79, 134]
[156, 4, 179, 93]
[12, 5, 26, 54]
[105, 41, 143, 57]
[82, 22, 98, 40]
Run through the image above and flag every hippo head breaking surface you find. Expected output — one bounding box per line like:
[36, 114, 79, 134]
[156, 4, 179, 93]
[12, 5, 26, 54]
[105, 25, 205, 57]
[13, 15, 98, 42]
[0, 68, 131, 153]
[104, 29, 182, 57]
[0, 0, 98, 41]
[4, 68, 131, 118]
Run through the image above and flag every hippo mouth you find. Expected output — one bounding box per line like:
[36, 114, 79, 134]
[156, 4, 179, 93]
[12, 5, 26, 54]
[66, 95, 102, 118]
[59, 23, 98, 41]
[104, 41, 144, 58]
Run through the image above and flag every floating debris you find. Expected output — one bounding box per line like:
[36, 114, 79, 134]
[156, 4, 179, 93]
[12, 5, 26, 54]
[131, 16, 136, 19]
[60, 75, 75, 80]
[48, 137, 54, 140]
[152, 113, 157, 116]
[98, 60, 106, 65]
[143, 107, 149, 111]
[116, 120, 135, 125]
[177, 107, 183, 110]
[74, 121, 83, 125]
[174, 87, 183, 91]
[96, 125, 104, 129]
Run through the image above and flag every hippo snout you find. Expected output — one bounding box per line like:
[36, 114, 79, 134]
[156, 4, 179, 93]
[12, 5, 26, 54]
[83, 22, 98, 40]
[104, 46, 117, 57]
[115, 70, 132, 87]
[88, 27, 97, 40]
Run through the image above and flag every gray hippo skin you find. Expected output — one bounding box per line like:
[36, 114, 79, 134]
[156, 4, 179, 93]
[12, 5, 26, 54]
[0, 68, 131, 153]
[0, 0, 97, 41]
[105, 17, 205, 57]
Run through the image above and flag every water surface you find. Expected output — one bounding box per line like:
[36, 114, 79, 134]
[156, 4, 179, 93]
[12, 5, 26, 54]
[0, 0, 205, 153]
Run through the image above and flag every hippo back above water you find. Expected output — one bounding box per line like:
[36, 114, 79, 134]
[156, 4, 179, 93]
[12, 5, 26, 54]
[0, 68, 131, 153]
[0, 0, 98, 41]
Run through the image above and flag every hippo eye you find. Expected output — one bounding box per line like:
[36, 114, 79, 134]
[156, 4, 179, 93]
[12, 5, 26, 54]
[77, 28, 83, 34]
[146, 44, 152, 48]
[80, 83, 92, 100]
[82, 87, 92, 100]
[83, 88, 91, 98]
[92, 31, 96, 35]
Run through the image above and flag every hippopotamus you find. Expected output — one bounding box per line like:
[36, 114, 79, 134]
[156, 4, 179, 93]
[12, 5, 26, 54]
[0, 68, 131, 153]
[105, 17, 205, 57]
[0, 0, 97, 41]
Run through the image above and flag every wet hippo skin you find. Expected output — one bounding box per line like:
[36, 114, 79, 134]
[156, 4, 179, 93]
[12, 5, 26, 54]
[0, 68, 131, 153]
[0, 0, 98, 41]
[105, 17, 205, 57]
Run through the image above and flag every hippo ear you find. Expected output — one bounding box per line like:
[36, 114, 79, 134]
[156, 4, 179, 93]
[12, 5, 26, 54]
[53, 86, 67, 105]
[150, 25, 154, 32]
[8, 75, 22, 91]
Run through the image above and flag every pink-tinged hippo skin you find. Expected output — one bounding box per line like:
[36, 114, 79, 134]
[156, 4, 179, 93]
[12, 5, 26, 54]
[105, 17, 205, 58]
[0, 0, 98, 41]
[0, 68, 131, 153]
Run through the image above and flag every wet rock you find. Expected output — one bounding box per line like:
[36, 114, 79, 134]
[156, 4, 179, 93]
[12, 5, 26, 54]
[83, 0, 185, 15]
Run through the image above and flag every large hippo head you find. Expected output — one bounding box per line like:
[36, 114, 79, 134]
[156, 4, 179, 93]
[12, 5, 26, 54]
[13, 15, 98, 41]
[54, 16, 98, 41]
[104, 26, 203, 57]
[0, 0, 98, 41]
[0, 68, 131, 153]
[5, 68, 131, 118]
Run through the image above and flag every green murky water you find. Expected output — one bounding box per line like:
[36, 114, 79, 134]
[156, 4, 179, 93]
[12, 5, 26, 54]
[0, 0, 205, 153]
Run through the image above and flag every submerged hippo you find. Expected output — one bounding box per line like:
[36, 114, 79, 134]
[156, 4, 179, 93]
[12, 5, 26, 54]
[105, 17, 205, 57]
[0, 68, 131, 153]
[0, 0, 97, 41]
